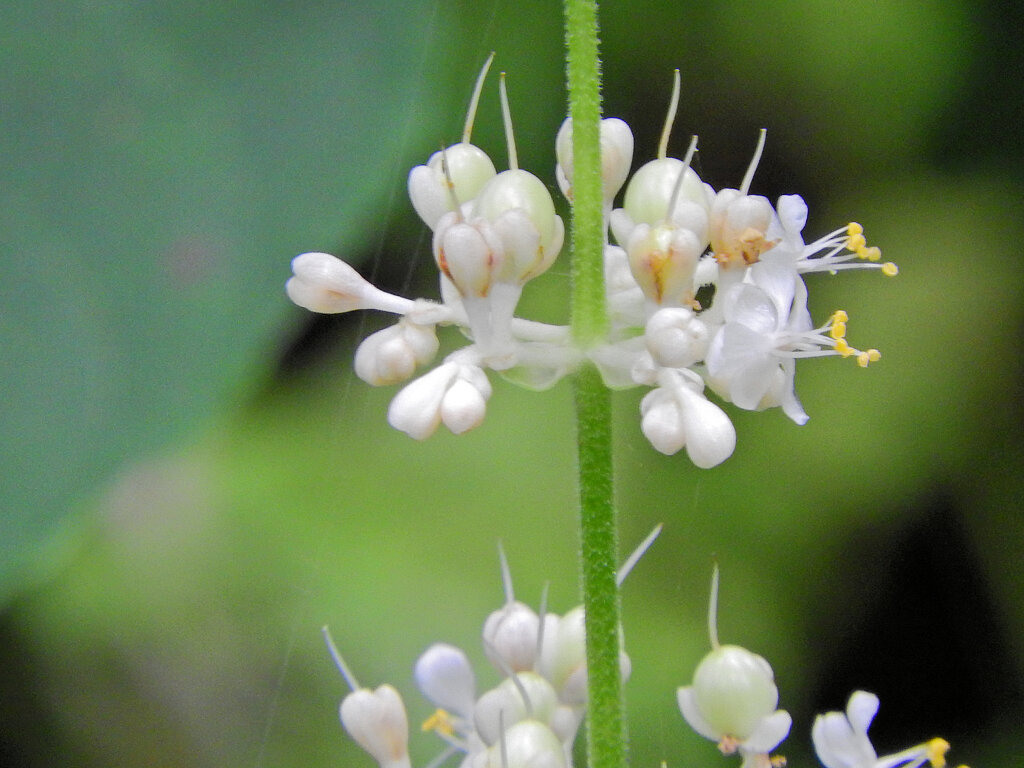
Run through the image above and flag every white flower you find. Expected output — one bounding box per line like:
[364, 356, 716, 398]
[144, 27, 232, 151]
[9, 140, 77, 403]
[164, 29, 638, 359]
[408, 143, 497, 230]
[639, 370, 736, 467]
[286, 252, 413, 315]
[812, 691, 952, 768]
[354, 320, 440, 386]
[677, 645, 792, 760]
[415, 643, 477, 721]
[555, 116, 635, 206]
[678, 566, 791, 766]
[706, 263, 879, 425]
[761, 195, 898, 279]
[387, 361, 492, 439]
[339, 685, 412, 768]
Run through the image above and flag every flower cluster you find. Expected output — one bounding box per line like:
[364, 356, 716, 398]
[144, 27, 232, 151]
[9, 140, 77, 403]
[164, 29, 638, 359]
[326, 538, 647, 768]
[286, 60, 896, 468]
[327, 548, 963, 768]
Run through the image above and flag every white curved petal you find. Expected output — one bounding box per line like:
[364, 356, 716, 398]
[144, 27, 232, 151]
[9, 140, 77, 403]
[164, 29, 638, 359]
[677, 686, 721, 742]
[724, 283, 779, 334]
[812, 710, 876, 768]
[743, 709, 792, 752]
[414, 643, 477, 719]
[846, 691, 880, 735]
[387, 363, 458, 440]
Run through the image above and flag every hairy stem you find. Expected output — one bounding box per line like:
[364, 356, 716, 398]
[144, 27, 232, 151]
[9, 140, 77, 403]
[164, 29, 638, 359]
[564, 2, 625, 768]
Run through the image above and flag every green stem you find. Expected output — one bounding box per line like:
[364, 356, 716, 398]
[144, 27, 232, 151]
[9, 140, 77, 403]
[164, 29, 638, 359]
[564, 2, 625, 768]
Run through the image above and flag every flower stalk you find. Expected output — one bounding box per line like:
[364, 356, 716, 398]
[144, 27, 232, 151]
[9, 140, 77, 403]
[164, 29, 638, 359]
[564, 2, 626, 768]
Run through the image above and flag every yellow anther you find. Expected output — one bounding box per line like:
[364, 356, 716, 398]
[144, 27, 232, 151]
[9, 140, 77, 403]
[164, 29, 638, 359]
[847, 222, 863, 237]
[856, 348, 881, 367]
[770, 757, 787, 768]
[882, 261, 899, 276]
[834, 338, 853, 357]
[925, 738, 950, 768]
[717, 736, 740, 755]
[859, 245, 882, 262]
[422, 708, 456, 737]
[830, 322, 847, 340]
[846, 232, 866, 251]
[831, 310, 849, 323]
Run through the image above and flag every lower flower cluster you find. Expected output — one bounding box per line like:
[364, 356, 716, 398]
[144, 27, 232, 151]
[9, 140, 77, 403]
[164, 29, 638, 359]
[327, 548, 963, 768]
[286, 62, 897, 468]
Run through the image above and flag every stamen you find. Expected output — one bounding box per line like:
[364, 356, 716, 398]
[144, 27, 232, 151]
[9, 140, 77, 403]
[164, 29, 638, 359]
[657, 69, 681, 160]
[665, 135, 699, 224]
[439, 146, 463, 216]
[462, 52, 495, 143]
[499, 72, 518, 170]
[857, 349, 881, 367]
[708, 562, 721, 650]
[882, 262, 899, 276]
[422, 708, 456, 737]
[498, 541, 515, 605]
[925, 737, 950, 766]
[322, 625, 360, 691]
[739, 128, 767, 195]
[617, 523, 663, 586]
[718, 735, 740, 755]
[535, 581, 549, 660]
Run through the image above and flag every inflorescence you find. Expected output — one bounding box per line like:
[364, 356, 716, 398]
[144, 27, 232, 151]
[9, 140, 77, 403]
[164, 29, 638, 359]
[286, 59, 897, 468]
[325, 542, 961, 768]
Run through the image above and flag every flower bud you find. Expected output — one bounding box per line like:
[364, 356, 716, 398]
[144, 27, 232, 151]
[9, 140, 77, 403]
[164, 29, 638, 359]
[683, 644, 779, 741]
[675, 384, 736, 469]
[286, 252, 412, 315]
[483, 600, 540, 674]
[622, 157, 712, 231]
[339, 685, 411, 768]
[440, 365, 492, 435]
[538, 606, 630, 706]
[640, 378, 735, 467]
[387, 362, 491, 440]
[354, 321, 440, 386]
[433, 217, 504, 299]
[640, 387, 686, 456]
[476, 720, 567, 768]
[471, 169, 564, 285]
[709, 189, 776, 269]
[414, 643, 476, 719]
[645, 307, 709, 368]
[473, 672, 558, 746]
[555, 117, 634, 203]
[408, 143, 497, 230]
[625, 223, 704, 307]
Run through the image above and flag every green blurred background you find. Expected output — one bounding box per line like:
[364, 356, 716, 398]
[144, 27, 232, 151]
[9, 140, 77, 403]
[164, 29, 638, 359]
[2, 0, 1022, 765]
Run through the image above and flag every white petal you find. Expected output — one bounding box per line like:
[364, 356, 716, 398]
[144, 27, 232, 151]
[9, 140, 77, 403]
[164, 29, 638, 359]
[812, 711, 876, 768]
[743, 709, 792, 752]
[724, 283, 779, 334]
[414, 643, 477, 718]
[640, 388, 686, 456]
[678, 388, 736, 469]
[776, 195, 808, 236]
[387, 364, 458, 440]
[441, 377, 489, 435]
[846, 690, 880, 735]
[677, 686, 721, 742]
[340, 685, 411, 768]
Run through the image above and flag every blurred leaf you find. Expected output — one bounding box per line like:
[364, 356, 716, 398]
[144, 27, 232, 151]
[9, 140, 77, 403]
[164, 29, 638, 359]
[0, 0, 449, 603]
